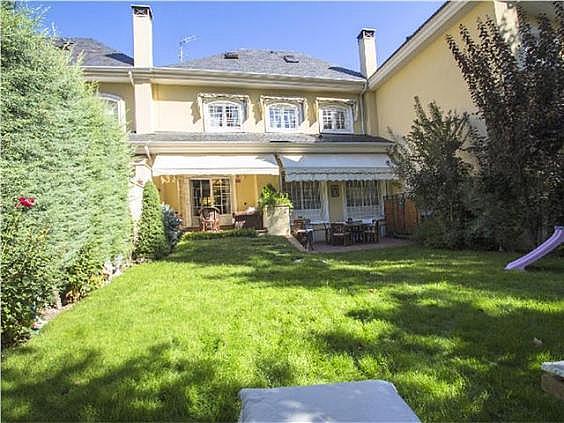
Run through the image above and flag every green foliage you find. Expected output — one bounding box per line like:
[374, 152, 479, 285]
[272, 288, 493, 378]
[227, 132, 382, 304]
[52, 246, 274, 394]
[162, 204, 182, 249]
[1, 205, 55, 346]
[390, 98, 474, 248]
[258, 184, 292, 210]
[0, 5, 132, 344]
[134, 183, 168, 260]
[447, 3, 564, 250]
[62, 243, 106, 304]
[182, 228, 257, 240]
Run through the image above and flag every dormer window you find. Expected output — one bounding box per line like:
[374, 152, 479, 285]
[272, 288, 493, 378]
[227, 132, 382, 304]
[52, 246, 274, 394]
[319, 105, 353, 134]
[267, 103, 299, 132]
[205, 101, 243, 132]
[100, 93, 126, 128]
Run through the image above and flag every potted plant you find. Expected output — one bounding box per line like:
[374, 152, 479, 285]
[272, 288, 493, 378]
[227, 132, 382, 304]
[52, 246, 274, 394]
[258, 184, 292, 236]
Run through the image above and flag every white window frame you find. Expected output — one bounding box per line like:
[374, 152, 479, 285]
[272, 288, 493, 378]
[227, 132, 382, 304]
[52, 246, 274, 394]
[204, 100, 244, 132]
[345, 180, 381, 220]
[188, 176, 235, 217]
[100, 93, 126, 128]
[266, 102, 301, 133]
[283, 180, 324, 221]
[319, 104, 353, 134]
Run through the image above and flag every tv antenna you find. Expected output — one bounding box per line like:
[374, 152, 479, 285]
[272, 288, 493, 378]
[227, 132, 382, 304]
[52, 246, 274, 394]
[179, 35, 198, 63]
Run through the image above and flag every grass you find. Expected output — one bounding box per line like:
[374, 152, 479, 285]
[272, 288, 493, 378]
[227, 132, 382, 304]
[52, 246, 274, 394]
[2, 236, 563, 421]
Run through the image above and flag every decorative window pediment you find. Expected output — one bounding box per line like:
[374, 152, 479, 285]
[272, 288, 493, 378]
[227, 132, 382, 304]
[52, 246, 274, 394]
[317, 97, 357, 134]
[261, 96, 306, 133]
[198, 93, 249, 132]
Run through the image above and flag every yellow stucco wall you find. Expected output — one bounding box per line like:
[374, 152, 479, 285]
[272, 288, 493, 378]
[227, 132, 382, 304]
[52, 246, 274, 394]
[97, 82, 135, 132]
[153, 85, 363, 134]
[370, 1, 496, 139]
[235, 174, 280, 210]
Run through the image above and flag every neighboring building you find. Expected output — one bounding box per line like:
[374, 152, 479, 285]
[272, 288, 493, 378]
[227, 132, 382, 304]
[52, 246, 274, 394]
[61, 1, 551, 230]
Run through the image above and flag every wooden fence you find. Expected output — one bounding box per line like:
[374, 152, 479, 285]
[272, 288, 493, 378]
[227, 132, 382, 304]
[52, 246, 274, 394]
[384, 194, 419, 236]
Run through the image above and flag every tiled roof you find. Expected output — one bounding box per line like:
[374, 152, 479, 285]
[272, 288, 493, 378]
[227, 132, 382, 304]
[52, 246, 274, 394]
[55, 37, 133, 67]
[166, 49, 364, 81]
[129, 132, 390, 144]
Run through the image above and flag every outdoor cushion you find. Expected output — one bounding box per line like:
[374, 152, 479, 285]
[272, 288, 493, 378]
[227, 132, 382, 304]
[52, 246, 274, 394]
[238, 380, 420, 422]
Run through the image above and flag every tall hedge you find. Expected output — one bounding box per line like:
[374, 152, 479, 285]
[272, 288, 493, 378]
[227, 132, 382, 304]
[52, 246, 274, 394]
[1, 4, 132, 345]
[134, 182, 169, 260]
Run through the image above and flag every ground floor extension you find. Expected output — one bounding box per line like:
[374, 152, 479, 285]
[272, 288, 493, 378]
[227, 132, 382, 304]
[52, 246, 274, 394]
[142, 153, 398, 230]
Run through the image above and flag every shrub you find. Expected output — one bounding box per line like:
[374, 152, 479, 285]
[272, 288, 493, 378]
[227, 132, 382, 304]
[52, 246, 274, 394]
[390, 98, 474, 248]
[1, 199, 55, 346]
[134, 182, 169, 260]
[62, 243, 106, 304]
[1, 4, 132, 345]
[447, 3, 564, 250]
[183, 229, 257, 240]
[258, 184, 292, 211]
[162, 204, 182, 250]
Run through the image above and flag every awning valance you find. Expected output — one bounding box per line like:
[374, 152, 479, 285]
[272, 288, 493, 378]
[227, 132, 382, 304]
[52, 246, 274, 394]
[280, 154, 396, 182]
[152, 154, 279, 176]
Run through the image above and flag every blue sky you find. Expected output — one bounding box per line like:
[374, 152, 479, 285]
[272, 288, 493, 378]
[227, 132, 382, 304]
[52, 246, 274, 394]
[33, 1, 442, 71]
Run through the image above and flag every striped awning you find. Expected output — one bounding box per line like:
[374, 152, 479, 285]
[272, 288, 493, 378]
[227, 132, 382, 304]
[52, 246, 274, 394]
[280, 154, 396, 182]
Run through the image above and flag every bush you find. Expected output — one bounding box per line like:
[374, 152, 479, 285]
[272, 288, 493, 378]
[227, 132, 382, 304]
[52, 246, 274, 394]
[62, 243, 106, 304]
[1, 200, 55, 346]
[390, 98, 474, 248]
[183, 229, 257, 240]
[162, 204, 182, 250]
[134, 182, 169, 260]
[258, 184, 292, 210]
[1, 4, 132, 345]
[447, 4, 564, 250]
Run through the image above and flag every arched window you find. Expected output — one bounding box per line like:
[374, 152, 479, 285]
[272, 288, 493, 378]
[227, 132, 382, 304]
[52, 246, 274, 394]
[99, 93, 126, 128]
[266, 103, 300, 132]
[319, 105, 353, 134]
[205, 101, 243, 131]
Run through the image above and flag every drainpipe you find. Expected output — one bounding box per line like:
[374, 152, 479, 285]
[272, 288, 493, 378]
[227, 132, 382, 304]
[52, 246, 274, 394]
[128, 69, 134, 87]
[144, 144, 152, 161]
[360, 80, 368, 134]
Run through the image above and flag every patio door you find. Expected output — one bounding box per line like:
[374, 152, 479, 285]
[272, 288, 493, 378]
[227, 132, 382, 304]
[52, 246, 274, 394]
[328, 182, 345, 222]
[189, 177, 233, 227]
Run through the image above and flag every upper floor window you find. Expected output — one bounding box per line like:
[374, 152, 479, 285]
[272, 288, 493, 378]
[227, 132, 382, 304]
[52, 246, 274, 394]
[267, 103, 299, 132]
[320, 105, 352, 134]
[205, 101, 243, 132]
[100, 93, 125, 128]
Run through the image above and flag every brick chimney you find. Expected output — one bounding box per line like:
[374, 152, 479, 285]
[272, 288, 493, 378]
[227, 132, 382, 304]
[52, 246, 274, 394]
[357, 28, 377, 78]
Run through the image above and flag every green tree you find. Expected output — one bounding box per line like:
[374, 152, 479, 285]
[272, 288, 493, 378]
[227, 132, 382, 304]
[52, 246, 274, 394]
[1, 4, 132, 344]
[390, 97, 474, 248]
[447, 3, 564, 250]
[134, 182, 169, 260]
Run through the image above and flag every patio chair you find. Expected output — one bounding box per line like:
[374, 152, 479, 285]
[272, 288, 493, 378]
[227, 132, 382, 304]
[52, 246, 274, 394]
[199, 206, 221, 232]
[292, 219, 314, 250]
[330, 223, 352, 246]
[364, 220, 380, 243]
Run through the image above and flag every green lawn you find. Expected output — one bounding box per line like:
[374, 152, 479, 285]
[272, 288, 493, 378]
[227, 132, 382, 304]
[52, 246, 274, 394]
[2, 236, 563, 421]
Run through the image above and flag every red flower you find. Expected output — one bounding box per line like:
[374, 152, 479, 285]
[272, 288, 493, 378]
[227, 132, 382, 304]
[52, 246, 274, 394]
[17, 197, 36, 208]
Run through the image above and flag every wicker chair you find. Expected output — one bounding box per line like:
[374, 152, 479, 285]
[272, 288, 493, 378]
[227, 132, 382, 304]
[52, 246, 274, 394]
[199, 206, 221, 232]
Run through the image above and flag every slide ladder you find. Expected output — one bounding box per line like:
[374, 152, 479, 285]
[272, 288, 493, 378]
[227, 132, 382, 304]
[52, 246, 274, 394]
[505, 226, 564, 271]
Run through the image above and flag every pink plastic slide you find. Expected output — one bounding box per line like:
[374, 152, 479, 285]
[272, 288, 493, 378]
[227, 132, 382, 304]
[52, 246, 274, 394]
[505, 226, 564, 271]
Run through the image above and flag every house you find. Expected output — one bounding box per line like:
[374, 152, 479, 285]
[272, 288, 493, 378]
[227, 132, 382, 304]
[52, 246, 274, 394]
[62, 1, 550, 231]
